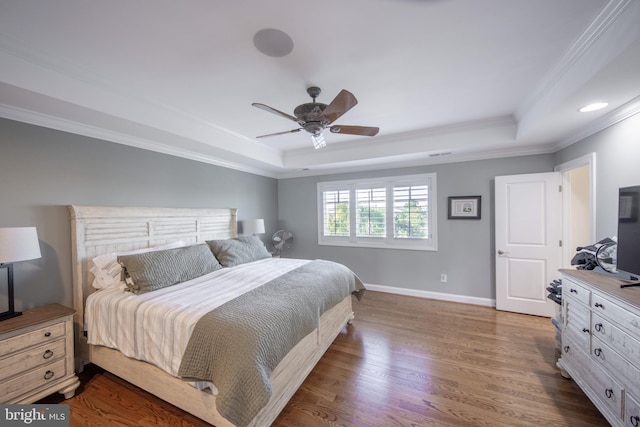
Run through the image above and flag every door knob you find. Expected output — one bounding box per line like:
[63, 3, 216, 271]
[498, 250, 506, 255]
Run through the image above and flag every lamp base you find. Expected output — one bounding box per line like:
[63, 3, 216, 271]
[0, 310, 22, 322]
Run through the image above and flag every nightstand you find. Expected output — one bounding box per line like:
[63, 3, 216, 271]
[0, 304, 80, 403]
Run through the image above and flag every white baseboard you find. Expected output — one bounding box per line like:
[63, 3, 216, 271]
[364, 283, 496, 307]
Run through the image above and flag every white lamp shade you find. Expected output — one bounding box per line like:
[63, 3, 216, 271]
[0, 227, 42, 264]
[243, 219, 265, 235]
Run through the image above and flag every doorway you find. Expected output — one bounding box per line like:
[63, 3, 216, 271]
[556, 153, 596, 268]
[494, 153, 595, 316]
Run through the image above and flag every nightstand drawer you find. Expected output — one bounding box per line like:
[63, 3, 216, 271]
[0, 358, 66, 403]
[0, 338, 66, 381]
[0, 322, 65, 357]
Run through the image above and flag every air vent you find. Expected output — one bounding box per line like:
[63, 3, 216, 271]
[429, 152, 452, 157]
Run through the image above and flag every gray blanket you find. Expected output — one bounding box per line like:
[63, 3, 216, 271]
[178, 260, 365, 427]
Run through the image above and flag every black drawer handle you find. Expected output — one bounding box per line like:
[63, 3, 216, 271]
[631, 415, 639, 427]
[582, 327, 590, 333]
[43, 349, 54, 359]
[605, 388, 613, 399]
[595, 302, 604, 309]
[595, 323, 603, 332]
[570, 288, 578, 293]
[44, 331, 51, 337]
[44, 370, 54, 380]
[594, 348, 603, 357]
[564, 345, 570, 353]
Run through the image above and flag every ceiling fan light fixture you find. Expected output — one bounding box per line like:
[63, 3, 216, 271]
[312, 133, 326, 149]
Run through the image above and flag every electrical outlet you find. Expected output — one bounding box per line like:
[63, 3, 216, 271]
[440, 274, 447, 283]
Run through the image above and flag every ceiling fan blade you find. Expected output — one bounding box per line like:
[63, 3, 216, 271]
[256, 128, 302, 138]
[329, 125, 379, 136]
[252, 103, 300, 123]
[321, 90, 358, 124]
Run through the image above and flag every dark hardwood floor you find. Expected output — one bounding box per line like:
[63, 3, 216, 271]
[40, 291, 608, 426]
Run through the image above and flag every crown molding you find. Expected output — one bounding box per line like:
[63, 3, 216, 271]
[0, 103, 281, 178]
[0, 32, 264, 152]
[553, 94, 640, 151]
[274, 144, 556, 179]
[515, 0, 636, 121]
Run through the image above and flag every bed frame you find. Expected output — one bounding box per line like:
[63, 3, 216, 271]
[69, 205, 354, 427]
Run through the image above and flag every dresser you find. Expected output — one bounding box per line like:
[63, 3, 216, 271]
[559, 269, 640, 427]
[0, 304, 80, 403]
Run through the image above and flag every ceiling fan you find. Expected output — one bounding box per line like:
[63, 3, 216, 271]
[252, 86, 379, 149]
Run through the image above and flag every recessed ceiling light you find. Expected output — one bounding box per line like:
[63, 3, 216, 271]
[253, 29, 294, 57]
[578, 102, 608, 113]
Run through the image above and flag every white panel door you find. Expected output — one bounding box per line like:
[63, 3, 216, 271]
[495, 172, 562, 317]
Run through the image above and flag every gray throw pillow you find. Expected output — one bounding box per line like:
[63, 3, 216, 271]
[119, 243, 222, 294]
[206, 235, 272, 267]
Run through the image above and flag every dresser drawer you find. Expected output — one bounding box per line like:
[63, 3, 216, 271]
[0, 338, 66, 381]
[0, 358, 66, 403]
[625, 393, 640, 427]
[565, 299, 591, 350]
[565, 278, 592, 306]
[593, 291, 640, 339]
[593, 312, 640, 361]
[582, 350, 624, 421]
[0, 322, 65, 357]
[592, 335, 640, 395]
[561, 333, 591, 378]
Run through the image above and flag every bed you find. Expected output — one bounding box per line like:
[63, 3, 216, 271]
[69, 205, 362, 427]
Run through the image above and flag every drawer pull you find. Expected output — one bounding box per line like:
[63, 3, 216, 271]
[563, 345, 570, 353]
[582, 327, 590, 333]
[605, 388, 613, 399]
[594, 323, 603, 332]
[44, 331, 52, 337]
[44, 370, 55, 380]
[43, 349, 54, 359]
[570, 288, 578, 293]
[631, 415, 640, 427]
[594, 348, 603, 357]
[594, 302, 604, 309]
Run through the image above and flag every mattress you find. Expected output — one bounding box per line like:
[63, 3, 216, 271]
[84, 257, 310, 391]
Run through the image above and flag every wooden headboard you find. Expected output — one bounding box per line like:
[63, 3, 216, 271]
[68, 205, 237, 364]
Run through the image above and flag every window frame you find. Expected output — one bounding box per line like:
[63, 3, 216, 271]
[317, 173, 437, 251]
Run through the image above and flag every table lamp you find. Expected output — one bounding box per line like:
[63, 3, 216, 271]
[0, 227, 42, 321]
[243, 219, 265, 235]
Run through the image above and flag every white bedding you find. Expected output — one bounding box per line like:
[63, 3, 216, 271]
[85, 257, 310, 391]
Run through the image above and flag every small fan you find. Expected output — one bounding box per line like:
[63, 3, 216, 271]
[271, 230, 293, 256]
[252, 86, 379, 149]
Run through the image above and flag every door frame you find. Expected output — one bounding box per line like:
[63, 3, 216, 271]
[555, 153, 596, 268]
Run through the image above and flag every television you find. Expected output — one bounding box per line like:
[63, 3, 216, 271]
[617, 185, 640, 281]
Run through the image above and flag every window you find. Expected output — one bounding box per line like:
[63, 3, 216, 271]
[318, 173, 437, 250]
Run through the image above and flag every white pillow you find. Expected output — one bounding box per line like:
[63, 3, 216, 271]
[90, 241, 186, 289]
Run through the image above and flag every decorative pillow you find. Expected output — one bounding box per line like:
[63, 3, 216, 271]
[206, 235, 272, 267]
[90, 241, 186, 290]
[118, 243, 222, 294]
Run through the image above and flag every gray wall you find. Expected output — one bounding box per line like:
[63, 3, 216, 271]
[4, 110, 638, 310]
[555, 112, 640, 240]
[278, 155, 556, 300]
[0, 118, 278, 312]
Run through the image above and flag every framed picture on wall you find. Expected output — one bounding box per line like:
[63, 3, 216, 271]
[448, 196, 481, 219]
